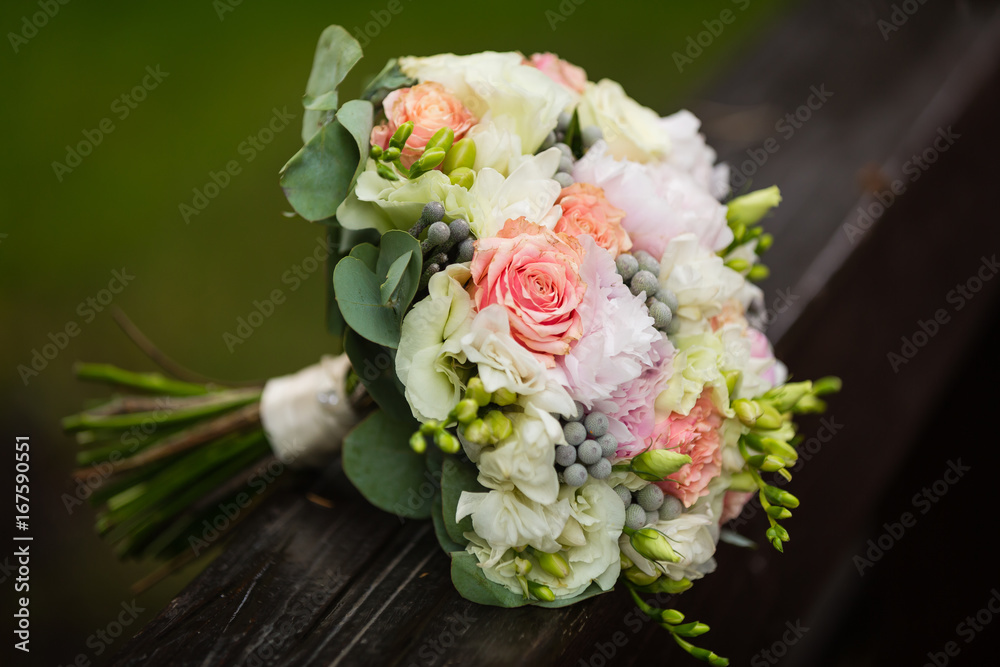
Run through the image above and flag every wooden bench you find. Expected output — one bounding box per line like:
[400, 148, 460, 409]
[111, 1, 1000, 664]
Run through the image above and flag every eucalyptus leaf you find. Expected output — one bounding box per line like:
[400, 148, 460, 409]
[440, 457, 482, 547]
[431, 492, 465, 554]
[280, 100, 373, 223]
[380, 251, 413, 304]
[342, 410, 431, 519]
[361, 59, 417, 110]
[324, 225, 346, 341]
[349, 243, 379, 271]
[343, 328, 410, 420]
[450, 551, 528, 608]
[376, 230, 421, 312]
[333, 256, 402, 348]
[301, 25, 364, 142]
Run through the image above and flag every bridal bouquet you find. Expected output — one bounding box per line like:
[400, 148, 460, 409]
[65, 25, 839, 664]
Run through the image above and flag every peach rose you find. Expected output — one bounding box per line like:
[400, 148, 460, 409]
[370, 82, 477, 168]
[649, 390, 723, 507]
[526, 53, 588, 94]
[554, 183, 632, 257]
[471, 217, 586, 366]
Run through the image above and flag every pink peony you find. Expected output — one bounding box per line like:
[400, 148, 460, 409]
[609, 335, 675, 455]
[471, 218, 586, 367]
[554, 183, 632, 257]
[370, 82, 477, 168]
[647, 390, 723, 507]
[720, 490, 754, 524]
[525, 53, 587, 94]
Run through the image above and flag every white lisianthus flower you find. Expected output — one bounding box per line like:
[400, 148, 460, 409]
[577, 80, 671, 163]
[461, 305, 576, 417]
[465, 148, 563, 239]
[475, 403, 565, 505]
[660, 109, 730, 199]
[655, 331, 731, 418]
[399, 52, 573, 154]
[456, 488, 571, 567]
[395, 264, 473, 422]
[659, 233, 745, 331]
[467, 116, 524, 176]
[717, 323, 780, 401]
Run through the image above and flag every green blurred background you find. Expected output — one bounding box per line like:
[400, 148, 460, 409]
[0, 0, 788, 663]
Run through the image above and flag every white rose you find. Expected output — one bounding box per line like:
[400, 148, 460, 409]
[577, 79, 671, 163]
[400, 52, 572, 154]
[395, 264, 473, 422]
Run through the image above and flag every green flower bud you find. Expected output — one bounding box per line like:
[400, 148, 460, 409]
[389, 121, 414, 149]
[760, 437, 797, 462]
[424, 126, 455, 153]
[382, 146, 401, 162]
[493, 387, 517, 406]
[620, 553, 634, 570]
[630, 449, 692, 481]
[412, 148, 447, 174]
[757, 232, 774, 253]
[484, 410, 513, 441]
[642, 576, 692, 594]
[726, 185, 782, 227]
[434, 429, 460, 454]
[672, 621, 711, 637]
[792, 394, 827, 414]
[514, 556, 532, 576]
[660, 609, 685, 625]
[463, 419, 490, 444]
[465, 377, 492, 407]
[732, 398, 762, 426]
[629, 527, 681, 563]
[442, 137, 477, 173]
[527, 580, 555, 602]
[624, 567, 659, 587]
[725, 258, 750, 273]
[730, 221, 747, 244]
[763, 485, 800, 509]
[747, 454, 785, 472]
[419, 420, 440, 435]
[754, 404, 784, 430]
[766, 505, 792, 520]
[812, 375, 842, 396]
[369, 144, 383, 160]
[376, 162, 399, 181]
[728, 471, 756, 492]
[451, 398, 479, 424]
[765, 381, 813, 412]
[724, 370, 740, 397]
[535, 551, 571, 579]
[409, 431, 427, 454]
[747, 264, 770, 282]
[448, 167, 475, 189]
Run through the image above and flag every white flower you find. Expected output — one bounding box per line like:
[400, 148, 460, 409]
[464, 148, 563, 239]
[572, 142, 732, 258]
[655, 331, 731, 418]
[718, 323, 779, 401]
[577, 79, 671, 163]
[456, 488, 571, 567]
[475, 403, 565, 504]
[461, 305, 575, 417]
[395, 264, 473, 422]
[659, 109, 730, 199]
[659, 233, 745, 330]
[467, 116, 524, 176]
[399, 52, 573, 154]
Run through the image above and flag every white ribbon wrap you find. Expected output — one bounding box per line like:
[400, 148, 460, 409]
[259, 354, 360, 468]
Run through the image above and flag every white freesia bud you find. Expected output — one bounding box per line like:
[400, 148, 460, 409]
[260, 354, 361, 468]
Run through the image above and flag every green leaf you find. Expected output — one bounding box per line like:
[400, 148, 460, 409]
[349, 243, 379, 271]
[376, 230, 421, 312]
[301, 25, 364, 142]
[343, 328, 410, 420]
[324, 224, 346, 342]
[440, 457, 482, 547]
[381, 251, 413, 304]
[280, 100, 373, 223]
[450, 551, 528, 608]
[334, 256, 402, 348]
[342, 410, 431, 519]
[361, 59, 417, 110]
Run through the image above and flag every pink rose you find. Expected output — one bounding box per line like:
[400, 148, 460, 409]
[554, 183, 632, 257]
[647, 390, 723, 507]
[370, 82, 476, 168]
[525, 53, 587, 94]
[471, 218, 587, 367]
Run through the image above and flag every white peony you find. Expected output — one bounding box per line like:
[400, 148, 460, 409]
[577, 79, 671, 163]
[399, 52, 573, 154]
[395, 264, 473, 422]
[660, 109, 730, 199]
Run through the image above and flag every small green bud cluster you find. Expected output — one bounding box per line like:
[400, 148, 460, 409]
[720, 186, 782, 283]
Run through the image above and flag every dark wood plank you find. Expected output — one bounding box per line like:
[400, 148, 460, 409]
[112, 1, 1000, 664]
